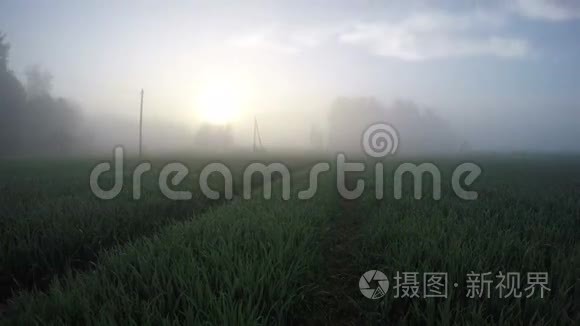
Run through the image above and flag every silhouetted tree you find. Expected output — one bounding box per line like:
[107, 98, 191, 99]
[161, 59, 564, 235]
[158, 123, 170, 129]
[0, 34, 26, 155]
[25, 65, 53, 98]
[22, 95, 80, 154]
[0, 32, 82, 156]
[327, 97, 460, 155]
[327, 97, 385, 153]
[309, 124, 324, 149]
[0, 33, 9, 69]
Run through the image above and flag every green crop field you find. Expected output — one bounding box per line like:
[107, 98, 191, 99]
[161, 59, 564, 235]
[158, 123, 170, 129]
[2, 1, 580, 324]
[0, 154, 579, 325]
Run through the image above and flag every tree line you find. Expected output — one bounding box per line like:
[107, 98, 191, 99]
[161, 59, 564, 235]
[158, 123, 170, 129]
[0, 33, 81, 156]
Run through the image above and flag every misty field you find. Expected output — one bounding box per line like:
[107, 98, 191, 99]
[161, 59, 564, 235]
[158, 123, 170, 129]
[0, 154, 579, 325]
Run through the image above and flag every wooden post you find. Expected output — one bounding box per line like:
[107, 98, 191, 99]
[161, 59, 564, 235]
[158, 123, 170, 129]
[253, 116, 263, 152]
[253, 116, 257, 152]
[139, 89, 144, 158]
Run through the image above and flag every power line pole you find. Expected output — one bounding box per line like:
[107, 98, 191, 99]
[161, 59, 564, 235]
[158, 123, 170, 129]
[253, 116, 256, 152]
[139, 89, 144, 158]
[256, 118, 263, 150]
[253, 116, 263, 152]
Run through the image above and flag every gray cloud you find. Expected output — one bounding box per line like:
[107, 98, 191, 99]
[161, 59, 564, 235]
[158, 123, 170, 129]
[230, 11, 529, 61]
[513, 0, 580, 21]
[338, 12, 529, 60]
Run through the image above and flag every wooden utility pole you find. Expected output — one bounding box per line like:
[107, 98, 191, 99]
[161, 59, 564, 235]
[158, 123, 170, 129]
[253, 116, 263, 152]
[139, 89, 144, 158]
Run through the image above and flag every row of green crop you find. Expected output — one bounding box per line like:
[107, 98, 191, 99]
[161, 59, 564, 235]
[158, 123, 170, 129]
[349, 158, 580, 324]
[3, 155, 579, 324]
[0, 160, 216, 301]
[2, 173, 341, 324]
[0, 157, 316, 301]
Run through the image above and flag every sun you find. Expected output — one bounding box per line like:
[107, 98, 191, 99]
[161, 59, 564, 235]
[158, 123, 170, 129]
[195, 79, 244, 125]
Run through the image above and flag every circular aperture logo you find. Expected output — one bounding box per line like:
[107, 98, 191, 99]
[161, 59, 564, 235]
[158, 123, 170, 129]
[359, 270, 389, 299]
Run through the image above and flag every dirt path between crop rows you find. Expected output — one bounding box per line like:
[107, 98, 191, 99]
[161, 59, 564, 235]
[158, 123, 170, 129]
[301, 192, 366, 325]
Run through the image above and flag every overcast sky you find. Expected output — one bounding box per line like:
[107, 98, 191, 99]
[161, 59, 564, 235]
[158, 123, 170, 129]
[1, 0, 579, 151]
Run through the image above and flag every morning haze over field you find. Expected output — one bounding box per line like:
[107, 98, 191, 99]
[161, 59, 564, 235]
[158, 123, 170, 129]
[1, 0, 579, 155]
[0, 1, 579, 325]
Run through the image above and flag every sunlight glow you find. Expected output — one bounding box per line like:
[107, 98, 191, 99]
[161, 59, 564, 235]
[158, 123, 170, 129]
[195, 78, 245, 125]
